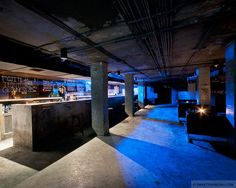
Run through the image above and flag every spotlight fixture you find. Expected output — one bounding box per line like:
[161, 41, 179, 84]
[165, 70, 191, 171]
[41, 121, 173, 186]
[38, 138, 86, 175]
[197, 107, 206, 115]
[61, 48, 68, 62]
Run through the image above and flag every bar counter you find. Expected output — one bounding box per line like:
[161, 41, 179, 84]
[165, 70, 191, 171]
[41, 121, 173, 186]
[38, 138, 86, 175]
[0, 97, 62, 141]
[12, 96, 126, 151]
[0, 97, 62, 104]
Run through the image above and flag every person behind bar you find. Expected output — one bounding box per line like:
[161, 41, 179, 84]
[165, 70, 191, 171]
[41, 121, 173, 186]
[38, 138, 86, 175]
[9, 87, 17, 99]
[52, 84, 59, 97]
[58, 84, 66, 100]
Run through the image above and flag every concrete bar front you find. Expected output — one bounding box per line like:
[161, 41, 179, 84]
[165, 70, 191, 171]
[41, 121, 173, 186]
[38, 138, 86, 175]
[12, 99, 91, 151]
[12, 96, 127, 151]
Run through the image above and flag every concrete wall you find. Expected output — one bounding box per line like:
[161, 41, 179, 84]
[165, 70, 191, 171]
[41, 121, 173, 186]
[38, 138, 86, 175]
[225, 42, 236, 127]
[138, 84, 145, 108]
[225, 41, 236, 153]
[188, 83, 196, 93]
[171, 89, 178, 105]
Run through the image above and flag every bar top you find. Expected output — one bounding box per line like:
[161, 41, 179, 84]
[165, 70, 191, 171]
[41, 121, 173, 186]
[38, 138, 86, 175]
[0, 97, 62, 103]
[12, 95, 125, 106]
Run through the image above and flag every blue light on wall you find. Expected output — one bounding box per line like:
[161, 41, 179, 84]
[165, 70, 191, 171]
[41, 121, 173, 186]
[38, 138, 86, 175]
[178, 91, 196, 100]
[108, 73, 124, 80]
[146, 86, 157, 104]
[225, 42, 235, 62]
[225, 41, 235, 127]
[210, 70, 219, 77]
[138, 85, 144, 104]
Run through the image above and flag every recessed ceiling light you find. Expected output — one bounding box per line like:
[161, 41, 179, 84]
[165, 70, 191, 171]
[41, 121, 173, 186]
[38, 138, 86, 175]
[61, 48, 68, 62]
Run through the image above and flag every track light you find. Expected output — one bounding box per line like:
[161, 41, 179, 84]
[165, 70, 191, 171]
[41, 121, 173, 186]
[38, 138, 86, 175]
[61, 48, 68, 62]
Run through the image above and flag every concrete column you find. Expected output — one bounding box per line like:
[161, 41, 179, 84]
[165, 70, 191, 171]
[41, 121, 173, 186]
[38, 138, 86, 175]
[188, 83, 196, 93]
[196, 67, 211, 105]
[225, 41, 236, 153]
[125, 74, 134, 117]
[138, 81, 145, 108]
[91, 62, 109, 136]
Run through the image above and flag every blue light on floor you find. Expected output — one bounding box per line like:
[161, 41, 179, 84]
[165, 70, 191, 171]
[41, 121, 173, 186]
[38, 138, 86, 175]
[103, 106, 236, 187]
[146, 106, 179, 122]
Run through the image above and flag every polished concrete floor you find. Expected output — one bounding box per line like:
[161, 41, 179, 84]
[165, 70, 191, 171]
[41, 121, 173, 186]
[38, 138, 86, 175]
[0, 138, 13, 152]
[0, 156, 37, 188]
[8, 105, 236, 188]
[0, 128, 96, 171]
[0, 139, 38, 188]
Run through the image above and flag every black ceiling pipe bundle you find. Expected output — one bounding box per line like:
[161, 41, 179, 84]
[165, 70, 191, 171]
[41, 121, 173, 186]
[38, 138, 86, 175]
[114, 0, 174, 77]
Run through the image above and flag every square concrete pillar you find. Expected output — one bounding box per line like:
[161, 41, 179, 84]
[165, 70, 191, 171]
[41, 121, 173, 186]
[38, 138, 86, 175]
[196, 67, 211, 105]
[91, 62, 109, 136]
[138, 81, 145, 108]
[188, 83, 196, 93]
[225, 41, 236, 153]
[125, 74, 134, 117]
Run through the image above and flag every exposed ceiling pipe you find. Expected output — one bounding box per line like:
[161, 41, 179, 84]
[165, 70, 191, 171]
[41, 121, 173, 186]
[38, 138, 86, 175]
[121, 59, 224, 74]
[115, 0, 163, 76]
[115, 0, 174, 77]
[155, 0, 169, 75]
[143, 0, 165, 72]
[37, 8, 225, 50]
[143, 73, 192, 82]
[179, 0, 234, 73]
[115, 0, 162, 74]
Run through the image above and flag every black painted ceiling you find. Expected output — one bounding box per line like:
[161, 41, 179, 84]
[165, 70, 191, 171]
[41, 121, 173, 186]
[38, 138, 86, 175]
[24, 0, 119, 29]
[0, 0, 236, 81]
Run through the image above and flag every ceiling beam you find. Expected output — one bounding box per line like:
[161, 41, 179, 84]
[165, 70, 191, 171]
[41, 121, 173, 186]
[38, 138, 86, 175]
[0, 34, 90, 76]
[121, 59, 224, 74]
[16, 0, 148, 77]
[37, 5, 228, 52]
[180, 0, 234, 72]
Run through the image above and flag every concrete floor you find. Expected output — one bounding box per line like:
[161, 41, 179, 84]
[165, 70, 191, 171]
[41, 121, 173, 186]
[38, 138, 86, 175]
[11, 105, 236, 188]
[0, 138, 13, 152]
[0, 129, 96, 171]
[0, 138, 37, 188]
[0, 157, 37, 188]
